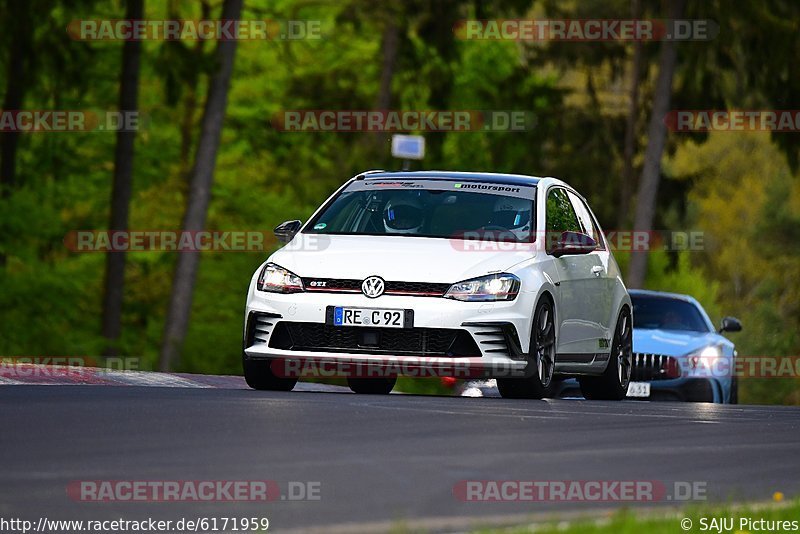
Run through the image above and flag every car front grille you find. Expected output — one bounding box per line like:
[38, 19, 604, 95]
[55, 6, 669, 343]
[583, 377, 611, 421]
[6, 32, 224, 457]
[631, 353, 680, 381]
[301, 278, 451, 297]
[268, 322, 480, 357]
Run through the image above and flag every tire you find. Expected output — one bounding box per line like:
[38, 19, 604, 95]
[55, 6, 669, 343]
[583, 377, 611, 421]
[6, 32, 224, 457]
[242, 356, 298, 391]
[347, 377, 396, 394]
[497, 297, 556, 399]
[579, 307, 632, 400]
[729, 376, 738, 404]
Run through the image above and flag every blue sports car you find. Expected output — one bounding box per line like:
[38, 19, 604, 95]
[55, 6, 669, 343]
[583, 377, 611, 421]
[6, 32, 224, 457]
[552, 289, 743, 403]
[456, 289, 743, 403]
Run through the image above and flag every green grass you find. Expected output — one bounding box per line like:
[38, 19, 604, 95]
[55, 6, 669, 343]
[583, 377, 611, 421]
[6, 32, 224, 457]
[473, 497, 798, 534]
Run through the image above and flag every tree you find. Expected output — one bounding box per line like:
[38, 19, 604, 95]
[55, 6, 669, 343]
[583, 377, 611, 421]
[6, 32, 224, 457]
[617, 0, 643, 228]
[0, 0, 33, 268]
[372, 16, 399, 150]
[376, 19, 399, 112]
[101, 0, 144, 354]
[413, 0, 462, 164]
[159, 0, 244, 371]
[0, 0, 32, 193]
[154, 0, 212, 174]
[627, 0, 685, 288]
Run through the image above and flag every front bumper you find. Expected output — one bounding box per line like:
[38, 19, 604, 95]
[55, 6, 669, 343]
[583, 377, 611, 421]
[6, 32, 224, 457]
[243, 289, 535, 376]
[554, 376, 729, 403]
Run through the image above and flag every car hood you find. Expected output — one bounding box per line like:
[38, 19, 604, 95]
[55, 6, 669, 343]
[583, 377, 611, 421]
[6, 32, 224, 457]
[633, 328, 722, 357]
[268, 234, 533, 282]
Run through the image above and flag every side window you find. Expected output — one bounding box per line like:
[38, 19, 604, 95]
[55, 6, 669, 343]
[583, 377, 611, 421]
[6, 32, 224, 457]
[567, 191, 606, 250]
[311, 191, 366, 232]
[546, 188, 582, 251]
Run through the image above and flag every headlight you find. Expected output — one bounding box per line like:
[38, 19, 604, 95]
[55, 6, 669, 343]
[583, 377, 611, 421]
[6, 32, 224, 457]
[685, 345, 725, 377]
[444, 273, 520, 302]
[257, 263, 304, 293]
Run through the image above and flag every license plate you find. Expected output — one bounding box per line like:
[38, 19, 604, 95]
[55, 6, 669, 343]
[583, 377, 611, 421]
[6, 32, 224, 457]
[331, 306, 411, 328]
[627, 381, 651, 398]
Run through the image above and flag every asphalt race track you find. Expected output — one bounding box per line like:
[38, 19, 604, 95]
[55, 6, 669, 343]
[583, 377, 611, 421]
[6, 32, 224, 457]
[1, 372, 799, 533]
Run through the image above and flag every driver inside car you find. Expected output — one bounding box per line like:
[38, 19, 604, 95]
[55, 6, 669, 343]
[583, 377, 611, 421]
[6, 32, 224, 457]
[488, 196, 532, 241]
[383, 194, 426, 234]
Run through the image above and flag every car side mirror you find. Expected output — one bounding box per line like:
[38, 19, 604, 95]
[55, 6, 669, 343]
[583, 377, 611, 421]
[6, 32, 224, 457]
[719, 316, 742, 333]
[550, 231, 597, 258]
[274, 220, 302, 243]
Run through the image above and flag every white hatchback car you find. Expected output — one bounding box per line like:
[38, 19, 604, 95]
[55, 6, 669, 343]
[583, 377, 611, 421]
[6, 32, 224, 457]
[243, 171, 632, 399]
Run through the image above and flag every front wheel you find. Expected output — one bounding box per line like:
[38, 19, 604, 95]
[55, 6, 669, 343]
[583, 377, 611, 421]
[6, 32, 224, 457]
[579, 307, 632, 400]
[243, 356, 298, 391]
[729, 376, 738, 404]
[497, 297, 556, 399]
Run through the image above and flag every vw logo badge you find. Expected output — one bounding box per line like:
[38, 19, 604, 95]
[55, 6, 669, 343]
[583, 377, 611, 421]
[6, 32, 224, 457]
[362, 276, 385, 298]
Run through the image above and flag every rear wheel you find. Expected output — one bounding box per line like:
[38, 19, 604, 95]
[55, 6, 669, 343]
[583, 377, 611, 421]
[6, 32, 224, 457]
[347, 376, 396, 394]
[497, 298, 556, 399]
[579, 307, 632, 400]
[242, 356, 298, 391]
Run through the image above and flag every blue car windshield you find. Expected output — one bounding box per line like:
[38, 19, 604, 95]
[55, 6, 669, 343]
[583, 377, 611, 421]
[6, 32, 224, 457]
[631, 296, 710, 332]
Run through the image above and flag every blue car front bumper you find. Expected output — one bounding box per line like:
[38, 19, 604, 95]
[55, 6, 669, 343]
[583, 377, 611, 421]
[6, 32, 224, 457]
[553, 376, 733, 403]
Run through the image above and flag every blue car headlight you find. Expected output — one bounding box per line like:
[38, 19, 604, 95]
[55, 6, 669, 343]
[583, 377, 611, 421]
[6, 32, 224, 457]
[685, 345, 726, 378]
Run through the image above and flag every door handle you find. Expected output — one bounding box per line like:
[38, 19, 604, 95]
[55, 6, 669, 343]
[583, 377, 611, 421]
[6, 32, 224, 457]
[591, 266, 603, 277]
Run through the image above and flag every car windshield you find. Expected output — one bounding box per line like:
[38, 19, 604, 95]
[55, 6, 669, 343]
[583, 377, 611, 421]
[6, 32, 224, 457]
[631, 296, 710, 333]
[306, 179, 536, 241]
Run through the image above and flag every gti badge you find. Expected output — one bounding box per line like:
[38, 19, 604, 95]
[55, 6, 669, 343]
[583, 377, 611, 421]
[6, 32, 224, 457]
[362, 276, 385, 298]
